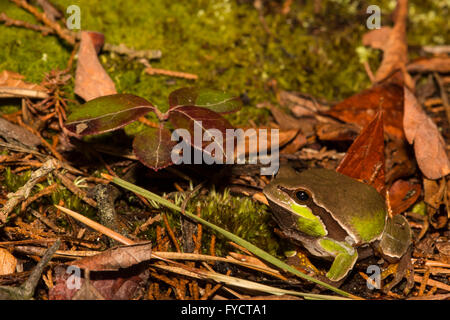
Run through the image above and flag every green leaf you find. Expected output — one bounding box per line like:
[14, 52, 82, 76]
[132, 126, 175, 170]
[168, 87, 241, 114]
[65, 94, 155, 136]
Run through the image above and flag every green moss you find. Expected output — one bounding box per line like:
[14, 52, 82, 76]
[136, 188, 279, 256]
[2, 0, 448, 126]
[0, 2, 70, 82]
[50, 186, 97, 221]
[0, 0, 447, 254]
[184, 188, 279, 256]
[1, 168, 95, 229]
[2, 167, 32, 192]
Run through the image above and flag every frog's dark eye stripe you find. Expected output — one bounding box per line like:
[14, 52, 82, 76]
[296, 190, 309, 202]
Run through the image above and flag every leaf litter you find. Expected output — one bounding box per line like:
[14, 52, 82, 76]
[0, 0, 448, 301]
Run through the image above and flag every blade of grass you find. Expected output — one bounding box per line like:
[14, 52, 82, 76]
[106, 174, 362, 299]
[153, 264, 350, 300]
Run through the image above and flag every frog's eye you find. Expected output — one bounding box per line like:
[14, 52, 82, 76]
[295, 190, 310, 202]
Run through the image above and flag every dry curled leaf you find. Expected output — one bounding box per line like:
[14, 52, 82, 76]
[75, 31, 117, 101]
[72, 242, 152, 271]
[270, 105, 304, 130]
[315, 122, 360, 141]
[234, 127, 297, 160]
[50, 243, 152, 300]
[280, 132, 307, 154]
[403, 87, 450, 179]
[0, 117, 42, 148]
[436, 241, 450, 264]
[423, 178, 448, 229]
[362, 0, 413, 89]
[277, 90, 329, 116]
[50, 265, 149, 300]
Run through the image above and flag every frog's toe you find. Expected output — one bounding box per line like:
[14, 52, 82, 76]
[382, 247, 414, 294]
[285, 250, 323, 276]
[326, 252, 358, 281]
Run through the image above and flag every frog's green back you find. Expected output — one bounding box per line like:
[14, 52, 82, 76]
[296, 169, 386, 244]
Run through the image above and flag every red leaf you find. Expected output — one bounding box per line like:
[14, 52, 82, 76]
[388, 180, 421, 215]
[326, 83, 404, 140]
[133, 126, 175, 170]
[169, 105, 234, 160]
[336, 111, 386, 195]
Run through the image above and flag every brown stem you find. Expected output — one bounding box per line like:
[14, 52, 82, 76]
[10, 0, 76, 45]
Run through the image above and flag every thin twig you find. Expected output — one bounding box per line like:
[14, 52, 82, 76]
[10, 0, 76, 45]
[20, 183, 58, 212]
[53, 171, 97, 208]
[0, 158, 59, 223]
[162, 213, 181, 252]
[145, 67, 198, 80]
[55, 205, 134, 245]
[4, 3, 161, 62]
[30, 208, 64, 233]
[103, 43, 161, 60]
[433, 72, 450, 125]
[0, 12, 53, 34]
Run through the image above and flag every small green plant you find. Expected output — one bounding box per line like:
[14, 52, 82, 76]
[64, 87, 241, 170]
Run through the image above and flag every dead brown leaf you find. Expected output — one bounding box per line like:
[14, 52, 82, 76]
[385, 139, 416, 183]
[280, 132, 307, 154]
[72, 242, 152, 271]
[0, 70, 48, 99]
[269, 105, 304, 130]
[71, 278, 106, 300]
[0, 248, 16, 276]
[0, 117, 42, 148]
[362, 0, 413, 89]
[407, 56, 450, 74]
[234, 127, 297, 159]
[336, 111, 386, 194]
[277, 90, 329, 117]
[49, 242, 152, 300]
[326, 83, 404, 139]
[75, 31, 117, 101]
[315, 122, 360, 141]
[50, 264, 149, 300]
[436, 242, 450, 264]
[423, 178, 448, 229]
[388, 179, 421, 215]
[403, 87, 450, 179]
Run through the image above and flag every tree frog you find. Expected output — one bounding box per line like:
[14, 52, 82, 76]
[263, 166, 412, 284]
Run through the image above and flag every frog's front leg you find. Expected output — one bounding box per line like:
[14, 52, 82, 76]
[378, 215, 413, 293]
[318, 238, 358, 281]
